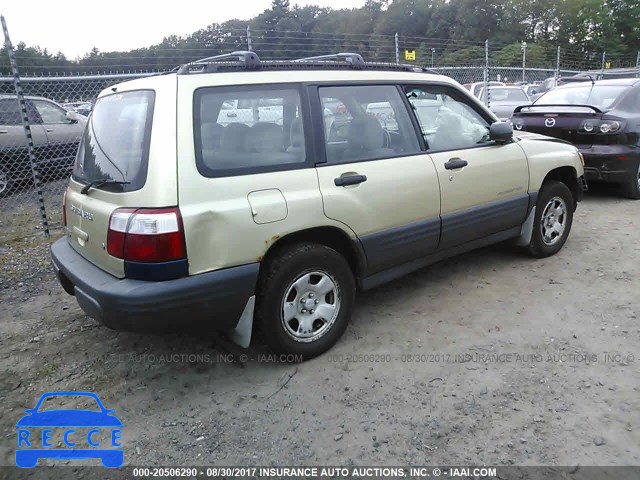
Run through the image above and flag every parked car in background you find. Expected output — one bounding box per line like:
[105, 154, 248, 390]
[510, 78, 640, 198]
[524, 84, 541, 97]
[478, 86, 531, 120]
[0, 95, 85, 196]
[465, 81, 505, 98]
[63, 101, 93, 117]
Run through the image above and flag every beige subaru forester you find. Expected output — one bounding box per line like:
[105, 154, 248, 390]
[51, 52, 586, 359]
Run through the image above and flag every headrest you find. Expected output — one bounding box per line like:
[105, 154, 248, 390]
[220, 123, 250, 151]
[247, 122, 283, 153]
[289, 118, 304, 147]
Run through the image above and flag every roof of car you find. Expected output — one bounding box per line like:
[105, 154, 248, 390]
[0, 94, 55, 101]
[557, 78, 640, 88]
[101, 68, 462, 99]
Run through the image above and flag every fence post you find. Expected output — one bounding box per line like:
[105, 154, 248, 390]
[555, 46, 561, 82]
[483, 40, 490, 108]
[247, 26, 252, 51]
[601, 51, 606, 73]
[394, 33, 399, 64]
[521, 41, 526, 83]
[1, 15, 50, 238]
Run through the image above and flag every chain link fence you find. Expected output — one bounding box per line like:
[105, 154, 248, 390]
[2, 20, 640, 243]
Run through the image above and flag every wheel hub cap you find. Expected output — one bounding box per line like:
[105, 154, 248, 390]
[540, 196, 567, 246]
[281, 270, 341, 343]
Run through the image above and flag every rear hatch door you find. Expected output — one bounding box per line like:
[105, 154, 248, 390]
[65, 78, 177, 278]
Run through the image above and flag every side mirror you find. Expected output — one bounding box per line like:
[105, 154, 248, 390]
[489, 121, 513, 143]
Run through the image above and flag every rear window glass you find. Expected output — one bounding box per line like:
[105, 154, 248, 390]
[194, 85, 306, 178]
[535, 85, 628, 109]
[73, 90, 155, 192]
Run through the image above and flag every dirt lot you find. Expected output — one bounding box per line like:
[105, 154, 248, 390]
[1, 185, 639, 474]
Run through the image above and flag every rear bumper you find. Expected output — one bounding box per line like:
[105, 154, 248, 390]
[50, 238, 259, 332]
[579, 145, 639, 183]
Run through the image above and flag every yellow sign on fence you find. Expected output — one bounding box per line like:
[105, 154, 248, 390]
[404, 50, 416, 61]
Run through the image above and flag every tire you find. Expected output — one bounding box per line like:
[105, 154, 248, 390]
[621, 161, 640, 200]
[527, 180, 574, 258]
[255, 242, 356, 359]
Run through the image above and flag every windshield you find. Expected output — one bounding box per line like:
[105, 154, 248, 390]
[535, 85, 628, 109]
[482, 88, 529, 102]
[73, 90, 155, 192]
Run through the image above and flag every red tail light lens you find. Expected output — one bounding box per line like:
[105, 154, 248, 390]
[107, 208, 186, 262]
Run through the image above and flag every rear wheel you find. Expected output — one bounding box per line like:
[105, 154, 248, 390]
[527, 180, 574, 258]
[621, 161, 640, 199]
[256, 243, 355, 359]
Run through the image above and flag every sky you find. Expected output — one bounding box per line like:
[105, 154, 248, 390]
[1, 0, 368, 59]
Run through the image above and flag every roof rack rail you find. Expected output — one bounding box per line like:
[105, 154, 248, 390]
[177, 51, 260, 75]
[293, 53, 365, 69]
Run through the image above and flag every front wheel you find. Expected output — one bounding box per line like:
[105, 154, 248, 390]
[256, 243, 356, 359]
[527, 180, 574, 258]
[621, 161, 640, 199]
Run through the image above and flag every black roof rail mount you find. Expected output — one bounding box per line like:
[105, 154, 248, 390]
[293, 53, 365, 69]
[177, 51, 261, 75]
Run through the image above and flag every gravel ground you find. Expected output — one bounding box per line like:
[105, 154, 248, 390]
[0, 185, 638, 476]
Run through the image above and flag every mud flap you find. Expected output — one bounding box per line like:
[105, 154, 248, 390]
[227, 295, 255, 348]
[515, 206, 536, 247]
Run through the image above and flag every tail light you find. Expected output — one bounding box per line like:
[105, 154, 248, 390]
[62, 189, 68, 227]
[107, 207, 187, 263]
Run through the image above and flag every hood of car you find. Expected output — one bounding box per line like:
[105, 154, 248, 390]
[16, 409, 123, 427]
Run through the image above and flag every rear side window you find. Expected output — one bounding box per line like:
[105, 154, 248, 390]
[194, 86, 307, 177]
[73, 90, 155, 192]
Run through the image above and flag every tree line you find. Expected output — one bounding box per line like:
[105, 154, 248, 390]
[1, 0, 638, 74]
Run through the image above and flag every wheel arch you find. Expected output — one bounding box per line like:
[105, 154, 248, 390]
[259, 226, 366, 279]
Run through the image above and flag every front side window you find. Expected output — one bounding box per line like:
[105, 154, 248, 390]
[73, 90, 155, 192]
[194, 86, 305, 177]
[319, 85, 420, 163]
[405, 86, 490, 152]
[32, 100, 71, 124]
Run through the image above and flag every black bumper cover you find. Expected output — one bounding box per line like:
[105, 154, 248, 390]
[50, 238, 259, 332]
[581, 145, 639, 184]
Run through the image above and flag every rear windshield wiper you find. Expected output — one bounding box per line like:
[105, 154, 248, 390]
[80, 179, 130, 194]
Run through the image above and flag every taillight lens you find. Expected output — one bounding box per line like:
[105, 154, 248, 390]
[107, 207, 186, 262]
[62, 189, 68, 227]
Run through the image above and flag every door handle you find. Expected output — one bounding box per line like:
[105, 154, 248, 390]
[45, 129, 54, 133]
[0, 130, 8, 134]
[444, 158, 468, 170]
[334, 174, 367, 186]
[226, 113, 237, 118]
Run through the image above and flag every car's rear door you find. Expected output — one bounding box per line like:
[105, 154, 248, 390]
[313, 84, 441, 275]
[403, 84, 530, 248]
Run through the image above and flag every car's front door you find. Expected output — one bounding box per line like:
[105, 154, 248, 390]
[0, 98, 48, 192]
[314, 84, 441, 275]
[31, 99, 83, 176]
[404, 84, 530, 248]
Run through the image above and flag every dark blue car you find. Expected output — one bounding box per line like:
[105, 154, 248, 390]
[16, 391, 123, 468]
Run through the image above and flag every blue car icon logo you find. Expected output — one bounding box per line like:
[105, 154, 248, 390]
[16, 391, 123, 468]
